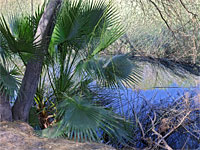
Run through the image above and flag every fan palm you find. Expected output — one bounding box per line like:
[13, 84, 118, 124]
[0, 0, 141, 146]
[40, 0, 140, 144]
[0, 2, 46, 121]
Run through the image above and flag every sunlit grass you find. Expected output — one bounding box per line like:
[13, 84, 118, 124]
[0, 0, 43, 15]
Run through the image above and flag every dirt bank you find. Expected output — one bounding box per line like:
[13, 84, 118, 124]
[0, 121, 115, 150]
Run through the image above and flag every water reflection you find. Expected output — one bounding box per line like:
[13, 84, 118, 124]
[132, 61, 199, 89]
[92, 60, 200, 149]
[101, 84, 200, 149]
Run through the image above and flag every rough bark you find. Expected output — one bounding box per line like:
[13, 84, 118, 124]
[0, 92, 12, 121]
[12, 0, 62, 122]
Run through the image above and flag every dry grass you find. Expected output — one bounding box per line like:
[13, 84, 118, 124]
[0, 0, 43, 15]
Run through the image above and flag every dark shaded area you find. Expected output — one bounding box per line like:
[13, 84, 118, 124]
[131, 55, 200, 76]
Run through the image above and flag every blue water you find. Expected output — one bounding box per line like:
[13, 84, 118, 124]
[110, 83, 199, 112]
[102, 83, 200, 149]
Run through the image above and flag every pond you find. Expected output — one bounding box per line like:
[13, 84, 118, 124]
[95, 62, 200, 149]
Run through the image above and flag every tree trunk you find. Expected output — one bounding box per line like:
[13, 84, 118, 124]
[12, 0, 62, 122]
[0, 92, 12, 121]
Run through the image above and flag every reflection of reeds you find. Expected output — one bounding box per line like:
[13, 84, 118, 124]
[117, 89, 200, 149]
[194, 93, 200, 108]
[129, 60, 198, 90]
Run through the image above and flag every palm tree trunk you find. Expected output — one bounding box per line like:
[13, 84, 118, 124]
[12, 0, 62, 122]
[0, 92, 12, 121]
[12, 59, 43, 121]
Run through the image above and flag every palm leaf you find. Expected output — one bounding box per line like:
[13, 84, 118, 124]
[52, 0, 84, 46]
[0, 63, 19, 97]
[102, 54, 141, 87]
[0, 3, 45, 59]
[51, 0, 124, 52]
[89, 24, 125, 57]
[40, 95, 132, 144]
[77, 54, 141, 88]
[0, 16, 33, 54]
[0, 31, 9, 63]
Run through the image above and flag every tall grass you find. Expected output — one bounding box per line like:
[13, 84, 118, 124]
[110, 0, 200, 65]
[1, 0, 200, 65]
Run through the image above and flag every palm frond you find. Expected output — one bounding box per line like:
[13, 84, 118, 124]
[51, 0, 124, 52]
[0, 4, 45, 59]
[40, 95, 132, 144]
[0, 16, 33, 54]
[52, 0, 84, 46]
[102, 55, 141, 87]
[89, 24, 125, 57]
[77, 54, 141, 88]
[0, 63, 19, 97]
[0, 31, 9, 63]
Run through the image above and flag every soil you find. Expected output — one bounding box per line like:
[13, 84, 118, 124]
[0, 121, 115, 150]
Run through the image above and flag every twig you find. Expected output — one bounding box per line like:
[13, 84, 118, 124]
[179, 0, 198, 18]
[148, 0, 172, 31]
[150, 111, 173, 150]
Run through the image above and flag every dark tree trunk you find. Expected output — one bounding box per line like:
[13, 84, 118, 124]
[12, 59, 43, 121]
[12, 0, 62, 122]
[0, 92, 12, 121]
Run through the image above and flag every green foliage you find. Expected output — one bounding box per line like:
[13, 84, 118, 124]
[84, 54, 141, 88]
[0, 2, 45, 64]
[42, 0, 139, 143]
[0, 2, 46, 98]
[28, 106, 40, 128]
[0, 63, 19, 97]
[0, 19, 20, 97]
[41, 95, 132, 143]
[0, 0, 140, 146]
[51, 0, 124, 52]
[0, 16, 33, 54]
